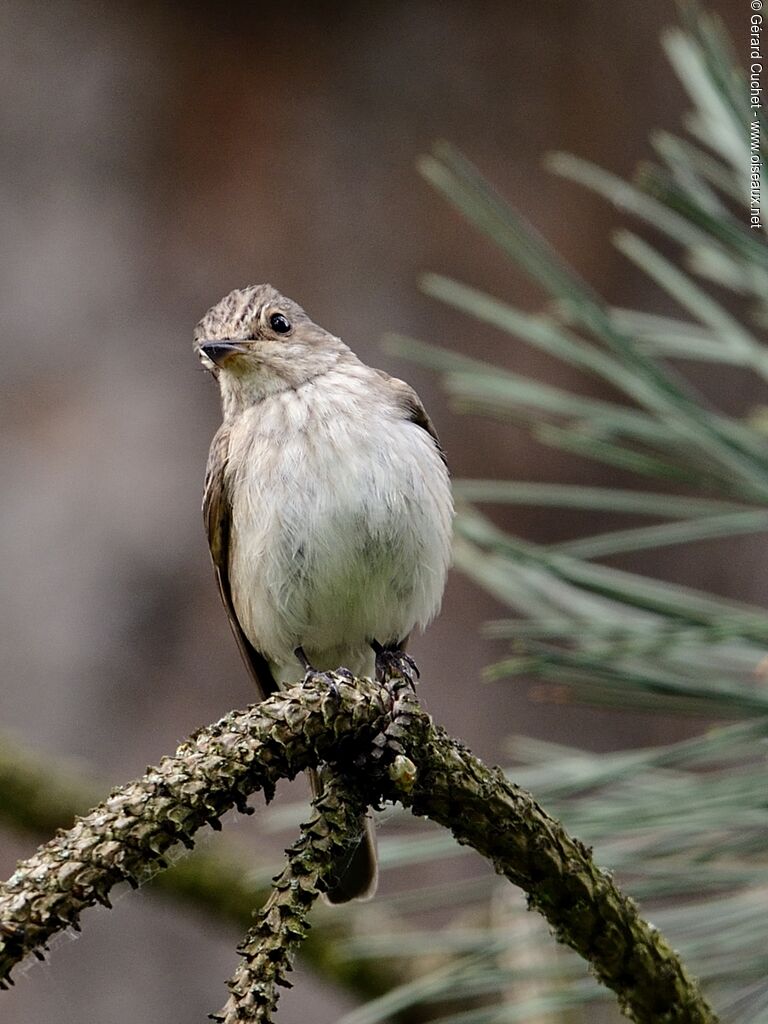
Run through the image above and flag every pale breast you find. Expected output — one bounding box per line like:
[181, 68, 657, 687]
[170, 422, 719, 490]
[225, 372, 453, 675]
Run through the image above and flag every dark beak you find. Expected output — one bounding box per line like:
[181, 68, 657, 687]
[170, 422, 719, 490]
[200, 341, 250, 367]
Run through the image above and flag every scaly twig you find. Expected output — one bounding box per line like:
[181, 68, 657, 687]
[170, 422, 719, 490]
[0, 730, 409, 1010]
[212, 769, 368, 1023]
[0, 671, 718, 1023]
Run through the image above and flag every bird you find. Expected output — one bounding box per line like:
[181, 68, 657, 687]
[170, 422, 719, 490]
[194, 284, 453, 902]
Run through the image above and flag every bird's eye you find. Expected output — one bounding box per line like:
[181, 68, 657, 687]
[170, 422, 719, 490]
[269, 312, 292, 334]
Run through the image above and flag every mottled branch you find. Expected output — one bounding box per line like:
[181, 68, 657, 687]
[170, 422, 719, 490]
[0, 732, 405, 1009]
[212, 770, 368, 1023]
[0, 674, 396, 986]
[0, 672, 717, 1024]
[394, 725, 717, 1024]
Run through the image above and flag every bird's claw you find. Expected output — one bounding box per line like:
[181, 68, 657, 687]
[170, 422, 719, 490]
[295, 646, 347, 697]
[372, 642, 420, 684]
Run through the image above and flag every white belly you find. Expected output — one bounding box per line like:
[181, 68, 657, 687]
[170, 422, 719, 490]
[226, 380, 453, 682]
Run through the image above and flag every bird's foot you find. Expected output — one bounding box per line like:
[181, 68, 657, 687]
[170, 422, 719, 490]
[294, 646, 341, 699]
[371, 640, 419, 685]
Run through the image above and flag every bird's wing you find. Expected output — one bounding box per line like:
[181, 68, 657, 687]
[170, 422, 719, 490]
[374, 369, 449, 653]
[203, 424, 278, 698]
[374, 369, 448, 465]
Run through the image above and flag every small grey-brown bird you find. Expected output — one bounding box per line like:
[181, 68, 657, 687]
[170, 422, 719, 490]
[194, 284, 453, 902]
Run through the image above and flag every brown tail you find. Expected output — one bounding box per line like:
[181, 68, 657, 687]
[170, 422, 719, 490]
[308, 768, 378, 903]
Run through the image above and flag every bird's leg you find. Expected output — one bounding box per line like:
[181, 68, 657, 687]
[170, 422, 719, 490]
[294, 645, 314, 674]
[371, 640, 419, 684]
[294, 646, 340, 700]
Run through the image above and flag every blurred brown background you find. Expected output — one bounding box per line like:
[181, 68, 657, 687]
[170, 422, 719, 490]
[0, 2, 743, 1022]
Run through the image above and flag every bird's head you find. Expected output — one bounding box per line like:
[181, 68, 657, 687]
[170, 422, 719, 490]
[194, 284, 349, 414]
